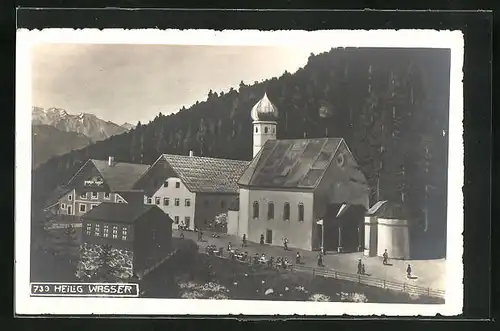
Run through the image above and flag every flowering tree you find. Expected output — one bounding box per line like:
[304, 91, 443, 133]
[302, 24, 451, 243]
[214, 213, 228, 226]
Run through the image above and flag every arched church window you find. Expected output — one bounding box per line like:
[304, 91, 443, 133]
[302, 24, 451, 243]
[283, 203, 290, 221]
[267, 202, 274, 220]
[298, 203, 304, 222]
[264, 127, 268, 134]
[272, 127, 275, 134]
[253, 201, 259, 219]
[255, 127, 258, 133]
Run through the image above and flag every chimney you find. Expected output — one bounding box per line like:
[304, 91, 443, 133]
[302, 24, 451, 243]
[108, 156, 115, 167]
[189, 150, 194, 157]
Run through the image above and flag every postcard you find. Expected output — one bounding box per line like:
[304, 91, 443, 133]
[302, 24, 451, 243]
[15, 28, 464, 316]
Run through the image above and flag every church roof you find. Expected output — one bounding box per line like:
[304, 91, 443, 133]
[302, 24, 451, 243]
[251, 92, 279, 121]
[238, 137, 344, 189]
[159, 154, 250, 194]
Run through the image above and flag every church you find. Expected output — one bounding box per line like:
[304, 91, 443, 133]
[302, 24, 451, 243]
[230, 93, 371, 252]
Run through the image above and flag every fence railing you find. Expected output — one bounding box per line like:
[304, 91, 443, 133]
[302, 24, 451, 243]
[198, 245, 445, 299]
[291, 263, 445, 299]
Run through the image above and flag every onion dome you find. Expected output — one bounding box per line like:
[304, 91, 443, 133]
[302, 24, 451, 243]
[251, 92, 279, 121]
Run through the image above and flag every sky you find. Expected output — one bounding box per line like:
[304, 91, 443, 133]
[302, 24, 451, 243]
[31, 43, 335, 125]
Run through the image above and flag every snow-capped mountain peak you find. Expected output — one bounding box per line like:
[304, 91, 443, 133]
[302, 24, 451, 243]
[32, 106, 128, 142]
[121, 122, 136, 131]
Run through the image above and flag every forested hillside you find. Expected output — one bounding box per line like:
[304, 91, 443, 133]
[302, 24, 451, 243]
[32, 47, 450, 239]
[32, 124, 93, 168]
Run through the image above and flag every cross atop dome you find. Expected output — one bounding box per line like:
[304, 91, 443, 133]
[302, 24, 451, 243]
[251, 92, 279, 121]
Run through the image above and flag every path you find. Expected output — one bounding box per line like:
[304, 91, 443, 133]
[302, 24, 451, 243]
[174, 230, 446, 292]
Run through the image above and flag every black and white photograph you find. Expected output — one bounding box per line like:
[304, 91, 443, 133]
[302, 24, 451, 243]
[15, 29, 464, 316]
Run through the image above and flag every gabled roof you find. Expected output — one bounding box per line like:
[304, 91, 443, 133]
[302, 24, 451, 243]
[152, 154, 250, 194]
[90, 160, 150, 191]
[238, 138, 343, 189]
[46, 159, 150, 209]
[115, 190, 145, 205]
[44, 186, 73, 209]
[82, 202, 171, 224]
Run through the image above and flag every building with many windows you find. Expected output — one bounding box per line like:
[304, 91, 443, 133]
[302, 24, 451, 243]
[133, 152, 249, 231]
[44, 157, 150, 222]
[81, 202, 173, 278]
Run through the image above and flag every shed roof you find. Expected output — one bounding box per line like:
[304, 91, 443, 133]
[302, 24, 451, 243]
[82, 202, 170, 224]
[365, 200, 409, 219]
[238, 138, 343, 189]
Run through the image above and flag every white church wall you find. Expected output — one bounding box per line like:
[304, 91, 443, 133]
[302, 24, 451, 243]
[245, 188, 314, 250]
[227, 210, 239, 236]
[238, 188, 250, 238]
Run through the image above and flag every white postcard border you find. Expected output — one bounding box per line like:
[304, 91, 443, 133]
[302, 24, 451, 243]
[15, 28, 464, 316]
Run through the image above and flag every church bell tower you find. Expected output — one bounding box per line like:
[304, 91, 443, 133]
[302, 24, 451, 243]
[251, 92, 279, 158]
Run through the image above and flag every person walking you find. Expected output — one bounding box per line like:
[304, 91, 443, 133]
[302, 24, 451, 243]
[406, 264, 412, 278]
[295, 252, 301, 264]
[361, 264, 366, 275]
[283, 238, 289, 251]
[260, 234, 264, 245]
[242, 234, 247, 247]
[357, 259, 363, 274]
[383, 249, 389, 265]
[317, 252, 324, 267]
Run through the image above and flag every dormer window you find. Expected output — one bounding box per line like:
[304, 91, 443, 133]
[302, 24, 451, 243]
[91, 191, 98, 200]
[175, 182, 180, 188]
[80, 192, 87, 199]
[163, 180, 169, 188]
